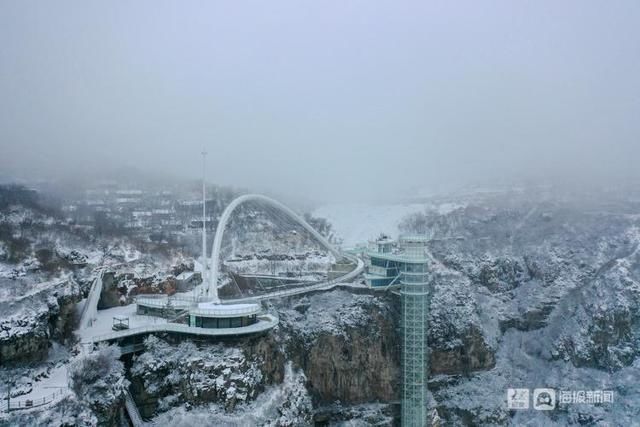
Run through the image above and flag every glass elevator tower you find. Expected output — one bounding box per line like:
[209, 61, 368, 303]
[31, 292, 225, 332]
[363, 235, 431, 426]
[399, 236, 430, 427]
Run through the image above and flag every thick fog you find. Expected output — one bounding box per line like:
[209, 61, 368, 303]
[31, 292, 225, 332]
[1, 1, 639, 202]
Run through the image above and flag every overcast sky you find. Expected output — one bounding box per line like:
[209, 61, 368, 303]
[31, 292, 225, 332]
[1, 1, 639, 202]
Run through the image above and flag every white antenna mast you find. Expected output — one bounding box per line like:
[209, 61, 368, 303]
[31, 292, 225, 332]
[201, 150, 208, 294]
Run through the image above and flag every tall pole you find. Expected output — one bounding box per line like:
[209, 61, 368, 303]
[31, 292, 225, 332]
[201, 151, 208, 295]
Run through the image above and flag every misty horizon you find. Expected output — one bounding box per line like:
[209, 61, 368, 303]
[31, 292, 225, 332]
[1, 1, 639, 202]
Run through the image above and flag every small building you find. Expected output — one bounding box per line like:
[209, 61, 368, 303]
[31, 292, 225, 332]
[364, 235, 429, 288]
[188, 302, 261, 329]
[135, 295, 269, 334]
[364, 236, 401, 288]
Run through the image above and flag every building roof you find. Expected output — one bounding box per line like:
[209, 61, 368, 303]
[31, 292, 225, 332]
[367, 250, 428, 263]
[176, 271, 196, 280]
[193, 302, 262, 317]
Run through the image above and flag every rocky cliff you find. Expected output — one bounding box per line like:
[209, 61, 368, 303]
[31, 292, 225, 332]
[4, 189, 640, 425]
[0, 278, 82, 364]
[278, 289, 400, 406]
[124, 289, 400, 424]
[401, 191, 640, 425]
[125, 281, 501, 425]
[129, 335, 283, 417]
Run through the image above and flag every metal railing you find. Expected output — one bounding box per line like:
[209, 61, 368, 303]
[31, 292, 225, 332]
[135, 294, 207, 303]
[80, 271, 104, 329]
[133, 255, 363, 309]
[1, 388, 68, 412]
[135, 294, 205, 309]
[188, 305, 261, 317]
[119, 343, 147, 355]
[224, 255, 364, 303]
[89, 313, 279, 343]
[366, 250, 428, 263]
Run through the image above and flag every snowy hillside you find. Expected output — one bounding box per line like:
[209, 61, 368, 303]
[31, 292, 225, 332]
[3, 185, 640, 426]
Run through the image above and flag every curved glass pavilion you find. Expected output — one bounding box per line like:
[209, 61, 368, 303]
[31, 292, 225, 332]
[188, 302, 260, 329]
[135, 295, 268, 334]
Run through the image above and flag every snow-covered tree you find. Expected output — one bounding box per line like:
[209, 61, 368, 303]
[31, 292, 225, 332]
[69, 345, 129, 426]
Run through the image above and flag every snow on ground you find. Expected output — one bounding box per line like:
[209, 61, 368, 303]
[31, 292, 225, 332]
[0, 343, 72, 406]
[435, 329, 640, 425]
[0, 257, 40, 280]
[224, 251, 332, 279]
[278, 290, 385, 340]
[76, 304, 168, 342]
[16, 362, 69, 401]
[0, 277, 69, 302]
[107, 243, 142, 263]
[197, 302, 259, 311]
[313, 202, 464, 249]
[0, 278, 80, 347]
[0, 262, 12, 279]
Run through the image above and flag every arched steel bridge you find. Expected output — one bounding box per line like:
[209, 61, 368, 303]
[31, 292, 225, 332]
[79, 194, 364, 343]
[64, 195, 364, 424]
[206, 193, 363, 302]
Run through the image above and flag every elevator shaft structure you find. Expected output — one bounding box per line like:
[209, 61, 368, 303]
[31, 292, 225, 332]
[364, 235, 431, 426]
[399, 237, 430, 427]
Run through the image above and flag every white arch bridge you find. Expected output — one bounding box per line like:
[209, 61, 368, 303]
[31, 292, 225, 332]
[206, 194, 363, 302]
[75, 194, 363, 344]
[66, 195, 364, 422]
[80, 193, 364, 336]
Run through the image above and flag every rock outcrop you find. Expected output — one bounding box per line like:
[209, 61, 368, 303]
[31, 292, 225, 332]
[278, 289, 401, 405]
[129, 335, 283, 418]
[69, 345, 129, 427]
[0, 278, 82, 364]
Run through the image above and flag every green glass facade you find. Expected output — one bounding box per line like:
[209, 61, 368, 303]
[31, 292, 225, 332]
[365, 254, 401, 288]
[365, 236, 430, 427]
[189, 314, 257, 329]
[401, 260, 429, 427]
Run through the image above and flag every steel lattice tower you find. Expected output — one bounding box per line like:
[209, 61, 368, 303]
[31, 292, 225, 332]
[400, 238, 430, 427]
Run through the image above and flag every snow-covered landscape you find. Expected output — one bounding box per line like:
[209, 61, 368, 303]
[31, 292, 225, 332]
[2, 182, 640, 426]
[3, 2, 640, 425]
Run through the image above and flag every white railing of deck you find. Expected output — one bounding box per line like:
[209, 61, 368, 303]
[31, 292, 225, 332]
[90, 313, 279, 344]
[1, 388, 68, 413]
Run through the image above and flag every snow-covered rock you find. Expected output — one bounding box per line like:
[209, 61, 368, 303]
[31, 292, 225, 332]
[0, 278, 81, 363]
[129, 335, 274, 417]
[278, 289, 400, 405]
[151, 362, 313, 427]
[68, 345, 129, 427]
